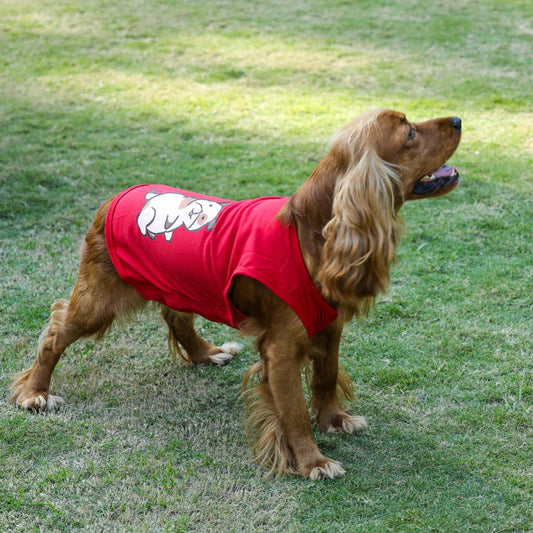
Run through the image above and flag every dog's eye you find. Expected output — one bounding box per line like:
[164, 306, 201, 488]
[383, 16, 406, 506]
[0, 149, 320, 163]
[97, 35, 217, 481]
[407, 127, 416, 142]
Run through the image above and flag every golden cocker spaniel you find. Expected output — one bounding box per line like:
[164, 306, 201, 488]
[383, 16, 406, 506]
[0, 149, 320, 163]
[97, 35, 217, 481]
[12, 109, 462, 479]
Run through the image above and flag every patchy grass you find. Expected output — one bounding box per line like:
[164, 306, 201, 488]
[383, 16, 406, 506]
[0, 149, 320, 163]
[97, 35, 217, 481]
[0, 0, 531, 531]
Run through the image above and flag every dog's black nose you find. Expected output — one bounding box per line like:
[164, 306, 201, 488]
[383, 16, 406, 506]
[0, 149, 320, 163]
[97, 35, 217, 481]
[451, 116, 462, 132]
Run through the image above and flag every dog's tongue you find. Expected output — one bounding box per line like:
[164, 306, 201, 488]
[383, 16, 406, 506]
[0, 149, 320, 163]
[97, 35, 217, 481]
[433, 164, 456, 178]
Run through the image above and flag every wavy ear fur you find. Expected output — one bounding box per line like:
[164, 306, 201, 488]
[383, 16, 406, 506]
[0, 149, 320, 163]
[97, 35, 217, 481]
[317, 124, 403, 315]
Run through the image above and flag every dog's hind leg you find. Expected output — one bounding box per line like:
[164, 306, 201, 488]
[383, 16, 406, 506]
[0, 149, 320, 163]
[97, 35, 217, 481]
[11, 199, 145, 411]
[161, 307, 241, 366]
[11, 296, 97, 412]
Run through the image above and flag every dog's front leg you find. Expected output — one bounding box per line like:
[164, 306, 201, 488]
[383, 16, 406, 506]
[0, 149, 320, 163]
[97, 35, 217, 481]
[311, 322, 367, 435]
[263, 339, 346, 480]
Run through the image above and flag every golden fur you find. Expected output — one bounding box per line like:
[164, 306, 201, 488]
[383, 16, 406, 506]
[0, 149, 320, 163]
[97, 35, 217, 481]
[12, 109, 462, 479]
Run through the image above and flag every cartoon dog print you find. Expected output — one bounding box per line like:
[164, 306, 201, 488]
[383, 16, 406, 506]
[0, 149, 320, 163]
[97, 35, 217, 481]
[137, 191, 225, 242]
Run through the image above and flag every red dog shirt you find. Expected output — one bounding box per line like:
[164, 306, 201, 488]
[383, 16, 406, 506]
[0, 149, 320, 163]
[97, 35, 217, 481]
[105, 184, 338, 337]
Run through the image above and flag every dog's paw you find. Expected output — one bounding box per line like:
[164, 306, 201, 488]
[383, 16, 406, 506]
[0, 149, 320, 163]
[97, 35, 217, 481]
[326, 414, 368, 434]
[314, 409, 368, 435]
[208, 342, 242, 365]
[308, 459, 346, 480]
[15, 392, 65, 412]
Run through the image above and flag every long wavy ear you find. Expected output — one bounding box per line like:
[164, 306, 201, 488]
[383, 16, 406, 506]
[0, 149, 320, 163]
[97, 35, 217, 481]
[317, 148, 403, 315]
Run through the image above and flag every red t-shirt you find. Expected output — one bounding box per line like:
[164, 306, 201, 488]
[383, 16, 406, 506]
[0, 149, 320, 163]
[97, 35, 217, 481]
[105, 184, 338, 337]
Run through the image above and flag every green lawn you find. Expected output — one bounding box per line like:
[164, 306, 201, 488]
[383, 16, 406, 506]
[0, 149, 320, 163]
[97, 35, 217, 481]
[0, 1, 531, 531]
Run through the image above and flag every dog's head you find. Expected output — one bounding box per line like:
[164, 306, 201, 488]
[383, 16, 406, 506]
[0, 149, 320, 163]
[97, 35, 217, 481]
[329, 108, 462, 206]
[375, 109, 461, 200]
[318, 109, 462, 311]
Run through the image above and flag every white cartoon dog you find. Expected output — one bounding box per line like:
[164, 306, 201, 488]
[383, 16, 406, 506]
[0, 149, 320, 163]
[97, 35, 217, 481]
[136, 191, 225, 241]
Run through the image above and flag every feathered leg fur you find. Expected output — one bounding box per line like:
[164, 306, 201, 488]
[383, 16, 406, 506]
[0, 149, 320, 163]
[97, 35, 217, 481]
[242, 360, 298, 476]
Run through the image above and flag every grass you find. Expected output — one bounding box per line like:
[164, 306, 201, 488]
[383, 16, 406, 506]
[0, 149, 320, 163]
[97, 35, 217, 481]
[0, 0, 531, 531]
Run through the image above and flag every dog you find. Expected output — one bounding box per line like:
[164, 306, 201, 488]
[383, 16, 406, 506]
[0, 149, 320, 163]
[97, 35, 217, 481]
[12, 109, 462, 479]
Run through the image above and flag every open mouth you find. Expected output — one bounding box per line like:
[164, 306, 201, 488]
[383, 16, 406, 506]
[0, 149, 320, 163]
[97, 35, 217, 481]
[412, 164, 460, 196]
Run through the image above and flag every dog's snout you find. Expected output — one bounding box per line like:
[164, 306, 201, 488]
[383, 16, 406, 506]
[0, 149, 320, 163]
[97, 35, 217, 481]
[451, 116, 462, 132]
